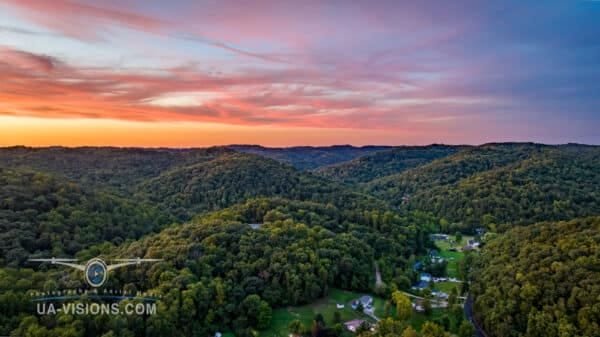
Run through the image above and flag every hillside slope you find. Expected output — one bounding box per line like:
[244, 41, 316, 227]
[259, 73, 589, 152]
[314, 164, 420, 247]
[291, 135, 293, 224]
[471, 216, 600, 337]
[367, 143, 600, 232]
[0, 146, 230, 193]
[229, 145, 392, 170]
[0, 168, 170, 266]
[138, 152, 387, 221]
[316, 145, 462, 184]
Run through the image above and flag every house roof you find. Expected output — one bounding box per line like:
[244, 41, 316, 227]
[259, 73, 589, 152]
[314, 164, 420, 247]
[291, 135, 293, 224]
[413, 280, 429, 289]
[344, 319, 365, 328]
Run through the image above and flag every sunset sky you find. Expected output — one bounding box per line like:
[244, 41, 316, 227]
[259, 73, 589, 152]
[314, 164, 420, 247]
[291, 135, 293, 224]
[0, 0, 599, 146]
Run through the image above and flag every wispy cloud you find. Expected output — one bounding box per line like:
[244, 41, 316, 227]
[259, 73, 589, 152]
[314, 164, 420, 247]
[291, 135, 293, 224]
[0, 0, 598, 144]
[2, 0, 165, 40]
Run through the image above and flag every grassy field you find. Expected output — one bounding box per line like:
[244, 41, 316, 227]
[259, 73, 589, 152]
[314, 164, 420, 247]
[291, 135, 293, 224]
[261, 288, 377, 337]
[435, 235, 473, 278]
[434, 281, 460, 294]
[261, 288, 455, 336]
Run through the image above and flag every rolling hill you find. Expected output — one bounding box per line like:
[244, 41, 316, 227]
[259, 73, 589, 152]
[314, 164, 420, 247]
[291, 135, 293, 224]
[137, 152, 387, 221]
[367, 143, 600, 232]
[229, 145, 392, 170]
[316, 145, 463, 184]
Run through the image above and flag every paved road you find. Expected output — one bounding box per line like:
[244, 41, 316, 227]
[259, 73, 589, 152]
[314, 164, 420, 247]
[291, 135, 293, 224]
[363, 307, 380, 322]
[375, 264, 384, 288]
[464, 295, 489, 337]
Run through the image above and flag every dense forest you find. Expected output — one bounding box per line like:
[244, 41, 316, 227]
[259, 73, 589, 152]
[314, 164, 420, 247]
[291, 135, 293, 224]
[367, 144, 600, 233]
[471, 217, 600, 337]
[316, 145, 462, 184]
[137, 152, 387, 221]
[0, 143, 598, 337]
[229, 145, 392, 170]
[0, 197, 437, 336]
[0, 167, 171, 266]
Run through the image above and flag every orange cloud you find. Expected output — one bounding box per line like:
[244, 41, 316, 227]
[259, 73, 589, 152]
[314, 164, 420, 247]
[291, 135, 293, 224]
[0, 46, 416, 129]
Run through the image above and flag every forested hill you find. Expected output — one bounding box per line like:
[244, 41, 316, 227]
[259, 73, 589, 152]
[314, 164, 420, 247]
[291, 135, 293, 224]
[0, 168, 170, 266]
[228, 145, 392, 170]
[367, 143, 600, 232]
[99, 197, 437, 336]
[136, 152, 387, 221]
[0, 146, 231, 193]
[471, 216, 600, 337]
[316, 145, 463, 184]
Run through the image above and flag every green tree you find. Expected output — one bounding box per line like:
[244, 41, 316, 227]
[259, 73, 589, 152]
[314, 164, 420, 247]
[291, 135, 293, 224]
[288, 319, 305, 335]
[402, 326, 418, 337]
[458, 321, 475, 337]
[421, 321, 448, 337]
[455, 232, 463, 245]
[391, 291, 412, 322]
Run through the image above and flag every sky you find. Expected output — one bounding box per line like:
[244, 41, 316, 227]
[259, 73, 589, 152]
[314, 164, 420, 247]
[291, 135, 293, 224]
[0, 0, 599, 147]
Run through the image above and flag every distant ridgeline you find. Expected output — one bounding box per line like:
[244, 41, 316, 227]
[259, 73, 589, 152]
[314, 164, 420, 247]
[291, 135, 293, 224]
[0, 143, 598, 336]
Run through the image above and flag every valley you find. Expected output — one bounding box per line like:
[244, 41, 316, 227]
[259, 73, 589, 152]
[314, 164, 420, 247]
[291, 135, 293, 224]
[0, 143, 598, 337]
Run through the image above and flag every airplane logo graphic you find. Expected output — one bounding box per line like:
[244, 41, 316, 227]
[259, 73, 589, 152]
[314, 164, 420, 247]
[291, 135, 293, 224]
[29, 257, 162, 288]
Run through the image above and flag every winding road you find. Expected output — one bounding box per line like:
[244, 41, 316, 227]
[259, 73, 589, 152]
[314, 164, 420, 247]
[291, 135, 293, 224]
[464, 295, 490, 337]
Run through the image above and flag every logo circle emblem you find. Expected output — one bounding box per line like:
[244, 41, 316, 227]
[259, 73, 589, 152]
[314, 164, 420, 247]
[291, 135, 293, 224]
[85, 258, 108, 287]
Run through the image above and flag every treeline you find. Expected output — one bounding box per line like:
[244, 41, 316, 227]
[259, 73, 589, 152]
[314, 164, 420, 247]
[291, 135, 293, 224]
[471, 216, 600, 337]
[0, 146, 229, 193]
[229, 145, 392, 170]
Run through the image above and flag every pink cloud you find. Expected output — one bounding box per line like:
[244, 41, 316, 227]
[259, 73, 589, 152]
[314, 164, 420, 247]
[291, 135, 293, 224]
[0, 47, 58, 72]
[0, 45, 492, 132]
[2, 0, 165, 40]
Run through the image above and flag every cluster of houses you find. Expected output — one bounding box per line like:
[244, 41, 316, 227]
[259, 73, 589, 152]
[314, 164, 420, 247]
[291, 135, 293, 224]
[430, 232, 482, 252]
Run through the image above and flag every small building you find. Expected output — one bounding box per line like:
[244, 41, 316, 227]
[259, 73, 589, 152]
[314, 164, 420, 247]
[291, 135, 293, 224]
[412, 299, 425, 312]
[432, 290, 449, 299]
[468, 239, 480, 248]
[411, 280, 430, 290]
[351, 295, 373, 310]
[344, 319, 366, 332]
[336, 303, 345, 309]
[248, 223, 262, 230]
[430, 234, 449, 241]
[420, 273, 432, 282]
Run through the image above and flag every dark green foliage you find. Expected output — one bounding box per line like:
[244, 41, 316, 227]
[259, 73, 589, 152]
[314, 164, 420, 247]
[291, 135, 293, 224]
[137, 152, 387, 221]
[317, 145, 461, 184]
[229, 145, 392, 170]
[0, 168, 171, 266]
[368, 143, 600, 232]
[0, 146, 230, 193]
[471, 217, 600, 337]
[1, 143, 598, 336]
